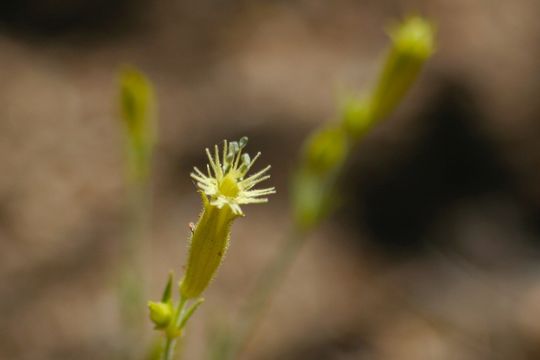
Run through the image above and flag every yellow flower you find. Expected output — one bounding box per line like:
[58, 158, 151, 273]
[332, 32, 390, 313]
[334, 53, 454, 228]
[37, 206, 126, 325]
[180, 137, 275, 299]
[191, 137, 275, 215]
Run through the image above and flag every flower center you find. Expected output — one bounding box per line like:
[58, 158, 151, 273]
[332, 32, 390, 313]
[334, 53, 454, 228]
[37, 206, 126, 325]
[218, 173, 240, 198]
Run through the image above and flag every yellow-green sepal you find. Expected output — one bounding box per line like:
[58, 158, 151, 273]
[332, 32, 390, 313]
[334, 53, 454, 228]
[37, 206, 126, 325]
[180, 193, 238, 299]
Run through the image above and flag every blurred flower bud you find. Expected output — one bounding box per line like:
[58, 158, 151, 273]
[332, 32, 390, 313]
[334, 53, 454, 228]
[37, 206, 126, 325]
[148, 301, 173, 329]
[303, 126, 349, 175]
[391, 16, 435, 59]
[292, 126, 348, 229]
[342, 97, 373, 140]
[119, 66, 157, 182]
[370, 16, 435, 121]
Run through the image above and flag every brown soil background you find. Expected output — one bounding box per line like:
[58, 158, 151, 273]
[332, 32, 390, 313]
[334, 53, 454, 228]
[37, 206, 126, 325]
[1, 0, 540, 359]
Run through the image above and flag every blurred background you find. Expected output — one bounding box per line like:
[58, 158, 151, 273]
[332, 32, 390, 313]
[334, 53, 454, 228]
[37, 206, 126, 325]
[1, 0, 540, 359]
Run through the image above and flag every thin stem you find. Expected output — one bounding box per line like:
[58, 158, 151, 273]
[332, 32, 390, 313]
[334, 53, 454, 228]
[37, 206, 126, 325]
[161, 296, 188, 360]
[118, 173, 152, 358]
[161, 337, 175, 360]
[175, 296, 189, 329]
[226, 227, 308, 359]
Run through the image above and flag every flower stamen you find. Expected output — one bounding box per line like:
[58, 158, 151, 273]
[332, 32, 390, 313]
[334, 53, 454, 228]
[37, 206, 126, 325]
[190, 137, 275, 215]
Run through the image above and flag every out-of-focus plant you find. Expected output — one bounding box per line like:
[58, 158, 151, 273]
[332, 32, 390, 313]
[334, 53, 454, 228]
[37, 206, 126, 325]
[220, 16, 436, 359]
[117, 66, 157, 354]
[295, 16, 435, 230]
[120, 66, 157, 185]
[148, 138, 275, 360]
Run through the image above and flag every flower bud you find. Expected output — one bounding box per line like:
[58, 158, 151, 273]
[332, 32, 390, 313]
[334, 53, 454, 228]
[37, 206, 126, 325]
[148, 301, 173, 329]
[341, 98, 372, 140]
[292, 126, 349, 229]
[303, 126, 349, 175]
[370, 16, 435, 121]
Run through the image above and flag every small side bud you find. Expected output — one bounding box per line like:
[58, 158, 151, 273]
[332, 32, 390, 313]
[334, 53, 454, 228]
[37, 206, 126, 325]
[148, 301, 173, 329]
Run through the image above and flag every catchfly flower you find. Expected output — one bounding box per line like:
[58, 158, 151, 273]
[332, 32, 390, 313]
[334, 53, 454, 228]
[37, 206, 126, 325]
[190, 136, 275, 216]
[180, 137, 275, 300]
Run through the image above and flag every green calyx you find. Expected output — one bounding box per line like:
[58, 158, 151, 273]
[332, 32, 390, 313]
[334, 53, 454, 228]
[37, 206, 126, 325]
[180, 194, 239, 300]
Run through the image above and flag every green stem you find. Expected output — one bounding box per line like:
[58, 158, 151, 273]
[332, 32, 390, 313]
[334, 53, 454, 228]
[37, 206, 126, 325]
[161, 337, 175, 360]
[161, 296, 188, 360]
[226, 227, 308, 359]
[118, 175, 152, 358]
